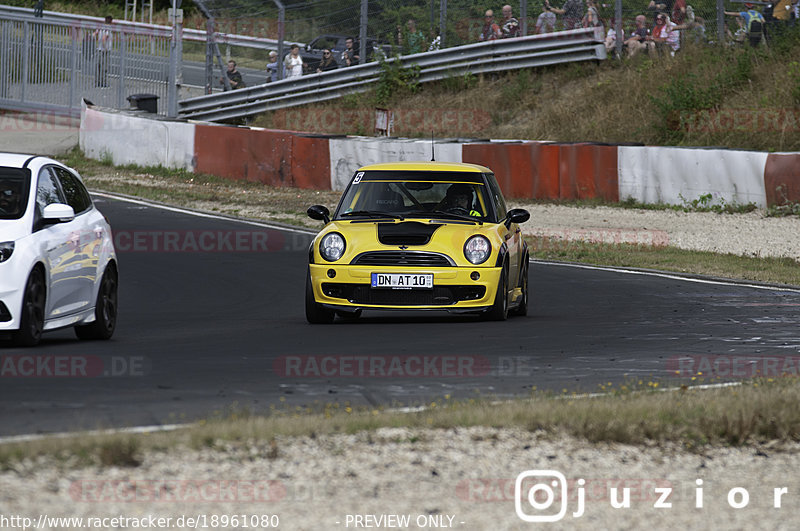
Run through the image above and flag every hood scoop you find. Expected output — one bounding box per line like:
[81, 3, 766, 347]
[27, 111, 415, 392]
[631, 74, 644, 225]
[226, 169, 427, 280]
[378, 222, 442, 246]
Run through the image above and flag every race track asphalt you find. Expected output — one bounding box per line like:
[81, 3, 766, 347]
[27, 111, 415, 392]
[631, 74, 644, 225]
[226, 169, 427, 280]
[2, 195, 799, 436]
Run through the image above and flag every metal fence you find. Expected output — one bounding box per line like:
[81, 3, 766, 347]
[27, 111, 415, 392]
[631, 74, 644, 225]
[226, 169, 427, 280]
[0, 13, 175, 116]
[179, 27, 606, 122]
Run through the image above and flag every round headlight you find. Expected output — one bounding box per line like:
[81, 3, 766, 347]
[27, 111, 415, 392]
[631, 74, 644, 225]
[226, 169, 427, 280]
[320, 232, 345, 262]
[464, 235, 490, 265]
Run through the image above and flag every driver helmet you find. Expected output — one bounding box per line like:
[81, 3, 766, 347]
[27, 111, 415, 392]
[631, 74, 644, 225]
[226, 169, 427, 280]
[445, 183, 473, 207]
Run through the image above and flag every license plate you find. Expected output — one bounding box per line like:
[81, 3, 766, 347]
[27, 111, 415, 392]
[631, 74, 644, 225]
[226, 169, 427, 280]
[371, 273, 433, 289]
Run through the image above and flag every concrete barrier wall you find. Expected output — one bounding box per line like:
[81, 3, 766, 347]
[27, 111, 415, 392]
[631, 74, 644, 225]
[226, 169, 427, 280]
[462, 142, 618, 201]
[618, 146, 768, 207]
[80, 103, 195, 171]
[764, 153, 800, 207]
[80, 105, 798, 207]
[329, 138, 462, 191]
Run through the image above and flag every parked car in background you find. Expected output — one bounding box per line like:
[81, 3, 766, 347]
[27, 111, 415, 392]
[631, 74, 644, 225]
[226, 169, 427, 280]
[300, 34, 394, 72]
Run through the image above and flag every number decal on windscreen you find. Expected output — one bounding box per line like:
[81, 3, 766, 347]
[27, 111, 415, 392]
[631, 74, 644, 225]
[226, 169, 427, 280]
[353, 172, 364, 184]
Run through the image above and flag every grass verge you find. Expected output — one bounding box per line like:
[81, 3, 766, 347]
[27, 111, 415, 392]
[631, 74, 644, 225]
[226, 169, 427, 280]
[528, 238, 800, 286]
[3, 378, 800, 468]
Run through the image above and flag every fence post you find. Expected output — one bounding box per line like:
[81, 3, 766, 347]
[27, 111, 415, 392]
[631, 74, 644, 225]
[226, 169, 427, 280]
[360, 0, 367, 64]
[615, 0, 622, 57]
[205, 17, 214, 94]
[70, 25, 78, 115]
[117, 31, 126, 109]
[275, 0, 284, 81]
[167, 0, 181, 117]
[439, 0, 446, 47]
[717, 0, 725, 44]
[22, 21, 29, 103]
[520, 0, 527, 36]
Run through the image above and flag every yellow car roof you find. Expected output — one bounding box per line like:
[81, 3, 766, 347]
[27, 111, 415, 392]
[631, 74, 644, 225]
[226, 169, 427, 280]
[357, 161, 491, 173]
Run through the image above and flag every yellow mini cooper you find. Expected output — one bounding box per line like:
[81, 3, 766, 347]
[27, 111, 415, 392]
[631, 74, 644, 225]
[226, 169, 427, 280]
[305, 161, 530, 323]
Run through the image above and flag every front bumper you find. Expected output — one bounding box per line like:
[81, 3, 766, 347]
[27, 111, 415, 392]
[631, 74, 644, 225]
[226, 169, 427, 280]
[309, 264, 502, 311]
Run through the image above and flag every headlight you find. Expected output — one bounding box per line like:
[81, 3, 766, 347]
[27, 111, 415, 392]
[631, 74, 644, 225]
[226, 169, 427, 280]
[320, 232, 345, 262]
[0, 242, 13, 263]
[464, 235, 490, 265]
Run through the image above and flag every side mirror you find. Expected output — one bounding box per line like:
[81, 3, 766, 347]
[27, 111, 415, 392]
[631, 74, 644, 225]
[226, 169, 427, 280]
[42, 203, 75, 223]
[505, 208, 530, 227]
[307, 205, 330, 224]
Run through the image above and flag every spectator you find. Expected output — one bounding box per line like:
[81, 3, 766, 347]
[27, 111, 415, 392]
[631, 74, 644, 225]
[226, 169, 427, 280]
[672, 0, 687, 25]
[547, 0, 584, 30]
[582, 0, 603, 29]
[284, 44, 303, 78]
[428, 27, 442, 51]
[724, 4, 766, 47]
[689, 16, 706, 43]
[266, 51, 279, 82]
[94, 15, 113, 87]
[500, 4, 521, 37]
[341, 37, 360, 67]
[535, 4, 557, 33]
[605, 19, 622, 55]
[649, 13, 680, 55]
[220, 59, 245, 90]
[479, 9, 502, 40]
[316, 49, 338, 72]
[624, 14, 655, 57]
[648, 0, 674, 24]
[403, 19, 426, 54]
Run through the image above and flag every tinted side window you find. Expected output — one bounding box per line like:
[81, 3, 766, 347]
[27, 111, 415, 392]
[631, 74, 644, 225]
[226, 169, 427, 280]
[36, 167, 63, 211]
[53, 167, 92, 214]
[485, 173, 507, 220]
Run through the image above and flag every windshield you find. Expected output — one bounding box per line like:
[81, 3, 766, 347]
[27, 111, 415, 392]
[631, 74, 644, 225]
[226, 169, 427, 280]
[334, 171, 495, 223]
[0, 168, 31, 221]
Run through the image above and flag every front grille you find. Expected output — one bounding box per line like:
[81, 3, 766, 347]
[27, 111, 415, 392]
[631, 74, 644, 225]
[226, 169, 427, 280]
[351, 251, 453, 267]
[321, 283, 485, 306]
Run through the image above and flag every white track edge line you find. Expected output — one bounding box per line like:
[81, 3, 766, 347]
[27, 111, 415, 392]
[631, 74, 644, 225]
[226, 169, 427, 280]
[90, 191, 317, 236]
[532, 259, 800, 293]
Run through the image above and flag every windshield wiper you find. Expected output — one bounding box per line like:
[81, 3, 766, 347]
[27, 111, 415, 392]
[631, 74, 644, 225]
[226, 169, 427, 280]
[340, 210, 404, 220]
[421, 210, 482, 224]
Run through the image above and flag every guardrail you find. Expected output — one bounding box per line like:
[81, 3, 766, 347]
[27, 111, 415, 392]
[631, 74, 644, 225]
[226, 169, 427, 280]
[0, 4, 301, 50]
[179, 27, 606, 122]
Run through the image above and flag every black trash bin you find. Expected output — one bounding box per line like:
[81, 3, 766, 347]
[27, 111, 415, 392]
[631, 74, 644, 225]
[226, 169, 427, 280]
[127, 94, 159, 114]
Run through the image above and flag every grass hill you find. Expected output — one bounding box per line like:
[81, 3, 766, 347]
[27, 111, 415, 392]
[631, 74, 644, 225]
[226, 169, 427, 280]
[254, 29, 800, 153]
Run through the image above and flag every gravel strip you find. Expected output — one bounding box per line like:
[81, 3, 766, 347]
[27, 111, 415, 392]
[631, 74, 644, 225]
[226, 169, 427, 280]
[512, 203, 800, 261]
[3, 427, 799, 529]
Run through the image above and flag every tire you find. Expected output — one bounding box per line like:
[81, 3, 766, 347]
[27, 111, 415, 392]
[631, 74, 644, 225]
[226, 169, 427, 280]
[486, 263, 509, 321]
[75, 264, 118, 340]
[511, 257, 529, 317]
[12, 267, 46, 347]
[306, 270, 335, 324]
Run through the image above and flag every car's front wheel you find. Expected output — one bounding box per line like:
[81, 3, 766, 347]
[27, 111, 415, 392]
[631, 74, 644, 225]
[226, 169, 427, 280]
[486, 263, 509, 321]
[75, 264, 118, 340]
[13, 267, 46, 347]
[306, 270, 335, 324]
[511, 256, 529, 317]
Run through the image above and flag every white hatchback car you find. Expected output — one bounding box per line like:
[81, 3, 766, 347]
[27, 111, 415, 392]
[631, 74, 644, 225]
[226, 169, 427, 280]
[0, 153, 118, 346]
